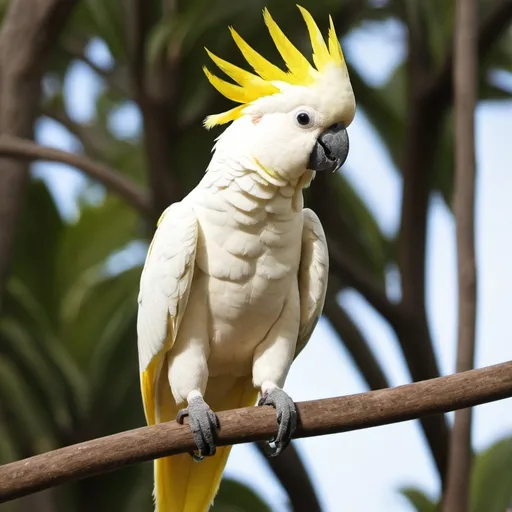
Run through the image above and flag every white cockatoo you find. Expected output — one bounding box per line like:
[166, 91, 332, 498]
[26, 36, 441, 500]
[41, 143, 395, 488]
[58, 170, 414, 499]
[137, 6, 355, 511]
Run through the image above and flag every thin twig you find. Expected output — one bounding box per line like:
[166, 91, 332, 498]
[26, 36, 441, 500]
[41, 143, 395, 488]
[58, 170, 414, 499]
[0, 361, 511, 503]
[443, 1, 478, 510]
[62, 39, 130, 96]
[41, 104, 108, 159]
[0, 135, 151, 216]
[323, 280, 390, 391]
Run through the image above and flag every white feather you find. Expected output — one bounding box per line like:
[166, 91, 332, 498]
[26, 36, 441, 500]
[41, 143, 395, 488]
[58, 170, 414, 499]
[296, 208, 329, 357]
[137, 202, 198, 372]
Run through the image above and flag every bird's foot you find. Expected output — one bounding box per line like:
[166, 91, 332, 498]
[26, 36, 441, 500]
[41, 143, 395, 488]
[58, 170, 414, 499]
[258, 388, 297, 457]
[176, 396, 219, 462]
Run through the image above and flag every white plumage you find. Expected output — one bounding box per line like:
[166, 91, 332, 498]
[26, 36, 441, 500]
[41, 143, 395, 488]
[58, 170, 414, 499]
[137, 162, 329, 396]
[135, 8, 356, 509]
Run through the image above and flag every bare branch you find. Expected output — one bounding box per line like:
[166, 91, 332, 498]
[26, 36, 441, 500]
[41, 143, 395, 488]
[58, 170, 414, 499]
[41, 103, 108, 159]
[311, 159, 449, 475]
[64, 40, 110, 77]
[0, 361, 510, 503]
[125, 0, 183, 215]
[394, 0, 512, 485]
[323, 280, 390, 391]
[126, 0, 150, 95]
[255, 442, 322, 512]
[425, 0, 512, 103]
[326, 237, 401, 327]
[0, 135, 151, 216]
[443, 1, 479, 510]
[62, 38, 130, 96]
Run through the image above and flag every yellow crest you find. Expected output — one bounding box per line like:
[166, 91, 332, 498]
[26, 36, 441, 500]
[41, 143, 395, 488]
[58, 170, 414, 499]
[203, 5, 346, 129]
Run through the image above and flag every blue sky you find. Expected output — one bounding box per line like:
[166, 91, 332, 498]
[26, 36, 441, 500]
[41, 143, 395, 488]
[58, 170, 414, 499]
[34, 17, 512, 512]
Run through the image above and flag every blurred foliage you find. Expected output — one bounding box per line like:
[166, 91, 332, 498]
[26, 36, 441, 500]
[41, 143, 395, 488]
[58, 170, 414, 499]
[0, 0, 511, 510]
[401, 436, 512, 512]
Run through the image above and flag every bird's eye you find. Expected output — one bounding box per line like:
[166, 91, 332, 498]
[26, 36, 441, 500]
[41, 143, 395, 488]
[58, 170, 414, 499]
[296, 111, 312, 127]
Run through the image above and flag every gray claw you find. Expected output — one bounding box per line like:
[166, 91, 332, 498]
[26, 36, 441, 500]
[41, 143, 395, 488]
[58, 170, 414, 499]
[258, 388, 297, 457]
[176, 396, 219, 461]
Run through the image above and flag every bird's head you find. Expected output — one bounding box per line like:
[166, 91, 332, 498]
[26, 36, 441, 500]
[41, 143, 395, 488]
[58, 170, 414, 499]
[203, 5, 355, 183]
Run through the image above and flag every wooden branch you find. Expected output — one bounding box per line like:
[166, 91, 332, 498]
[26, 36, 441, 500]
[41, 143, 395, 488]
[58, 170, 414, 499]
[0, 361, 511, 503]
[0, 135, 152, 216]
[323, 280, 390, 391]
[443, 1, 478, 510]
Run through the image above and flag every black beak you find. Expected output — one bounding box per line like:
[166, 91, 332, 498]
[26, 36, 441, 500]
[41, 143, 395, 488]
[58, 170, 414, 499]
[307, 123, 349, 172]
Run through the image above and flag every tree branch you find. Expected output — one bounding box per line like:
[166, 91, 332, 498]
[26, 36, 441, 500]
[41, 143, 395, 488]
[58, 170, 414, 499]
[0, 361, 510, 503]
[394, 0, 512, 484]
[323, 280, 390, 391]
[255, 442, 322, 512]
[62, 38, 130, 96]
[443, 1, 478, 510]
[0, 135, 151, 216]
[41, 103, 109, 159]
[425, 0, 512, 104]
[326, 236, 401, 327]
[126, 0, 183, 216]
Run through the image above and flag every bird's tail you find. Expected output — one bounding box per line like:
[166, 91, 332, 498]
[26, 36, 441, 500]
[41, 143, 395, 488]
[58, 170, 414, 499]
[142, 359, 258, 512]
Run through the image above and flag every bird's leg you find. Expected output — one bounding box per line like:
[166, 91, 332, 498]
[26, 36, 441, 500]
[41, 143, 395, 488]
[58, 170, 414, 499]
[166, 290, 216, 461]
[176, 390, 219, 461]
[258, 385, 297, 456]
[252, 286, 300, 457]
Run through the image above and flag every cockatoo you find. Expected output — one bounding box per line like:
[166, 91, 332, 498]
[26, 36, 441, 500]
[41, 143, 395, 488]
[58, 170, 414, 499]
[137, 5, 355, 511]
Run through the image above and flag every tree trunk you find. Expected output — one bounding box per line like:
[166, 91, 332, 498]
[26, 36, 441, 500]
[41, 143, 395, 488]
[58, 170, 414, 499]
[0, 0, 78, 306]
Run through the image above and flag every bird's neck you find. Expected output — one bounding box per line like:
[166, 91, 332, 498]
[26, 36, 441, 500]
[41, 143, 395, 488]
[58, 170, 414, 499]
[202, 156, 315, 219]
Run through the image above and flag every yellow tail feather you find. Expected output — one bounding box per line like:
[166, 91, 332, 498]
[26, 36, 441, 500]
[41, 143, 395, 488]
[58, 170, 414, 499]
[142, 359, 259, 512]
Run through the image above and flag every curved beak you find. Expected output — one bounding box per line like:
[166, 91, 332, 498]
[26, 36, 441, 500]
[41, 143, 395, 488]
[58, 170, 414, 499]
[307, 123, 349, 172]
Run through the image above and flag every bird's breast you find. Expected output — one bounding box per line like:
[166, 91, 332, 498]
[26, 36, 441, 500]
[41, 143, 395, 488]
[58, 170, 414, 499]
[195, 223, 302, 377]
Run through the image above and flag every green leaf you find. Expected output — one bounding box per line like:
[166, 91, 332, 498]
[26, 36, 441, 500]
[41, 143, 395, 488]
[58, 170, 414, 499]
[10, 179, 64, 327]
[59, 265, 140, 374]
[57, 196, 138, 301]
[0, 357, 56, 454]
[470, 435, 512, 512]
[400, 487, 438, 512]
[348, 63, 405, 172]
[212, 478, 272, 512]
[331, 172, 390, 283]
[87, 269, 142, 425]
[3, 277, 87, 424]
[80, 0, 127, 61]
[0, 317, 70, 438]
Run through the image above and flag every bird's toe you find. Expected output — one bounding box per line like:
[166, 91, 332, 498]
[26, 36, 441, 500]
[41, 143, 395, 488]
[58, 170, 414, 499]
[258, 388, 297, 457]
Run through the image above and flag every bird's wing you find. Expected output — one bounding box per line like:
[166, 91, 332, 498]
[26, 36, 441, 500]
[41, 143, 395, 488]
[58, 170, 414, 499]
[295, 208, 329, 358]
[137, 201, 198, 424]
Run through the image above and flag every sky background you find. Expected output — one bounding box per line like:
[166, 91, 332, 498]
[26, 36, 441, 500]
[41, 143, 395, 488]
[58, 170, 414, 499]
[33, 17, 512, 512]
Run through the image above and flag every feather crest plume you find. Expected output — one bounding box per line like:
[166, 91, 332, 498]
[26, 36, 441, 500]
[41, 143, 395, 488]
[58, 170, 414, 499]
[203, 5, 347, 129]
